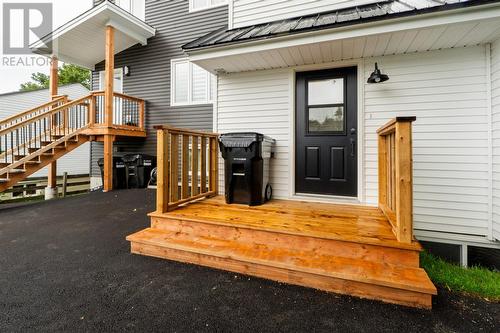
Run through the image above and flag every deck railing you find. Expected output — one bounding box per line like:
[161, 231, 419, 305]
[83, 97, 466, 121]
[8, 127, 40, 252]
[377, 117, 416, 244]
[90, 91, 145, 130]
[155, 125, 219, 213]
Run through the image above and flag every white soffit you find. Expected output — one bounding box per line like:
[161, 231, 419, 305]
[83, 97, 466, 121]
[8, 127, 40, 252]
[188, 3, 500, 73]
[30, 1, 155, 69]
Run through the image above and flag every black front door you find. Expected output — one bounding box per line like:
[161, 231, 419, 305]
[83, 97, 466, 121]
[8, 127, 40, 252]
[295, 67, 357, 197]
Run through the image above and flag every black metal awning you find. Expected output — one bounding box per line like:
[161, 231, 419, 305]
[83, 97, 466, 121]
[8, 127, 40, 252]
[183, 0, 496, 51]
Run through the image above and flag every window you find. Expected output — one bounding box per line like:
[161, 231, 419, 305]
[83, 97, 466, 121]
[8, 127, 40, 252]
[189, 0, 228, 12]
[115, 0, 146, 21]
[307, 78, 345, 133]
[171, 58, 215, 105]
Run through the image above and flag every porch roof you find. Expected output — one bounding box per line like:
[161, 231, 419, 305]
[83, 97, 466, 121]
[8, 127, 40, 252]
[30, 1, 155, 70]
[183, 0, 500, 73]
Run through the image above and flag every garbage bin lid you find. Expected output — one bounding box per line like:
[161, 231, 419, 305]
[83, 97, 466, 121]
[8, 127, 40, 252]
[122, 154, 140, 162]
[219, 132, 275, 148]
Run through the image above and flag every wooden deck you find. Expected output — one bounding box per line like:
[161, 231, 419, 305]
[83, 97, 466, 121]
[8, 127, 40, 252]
[127, 196, 436, 308]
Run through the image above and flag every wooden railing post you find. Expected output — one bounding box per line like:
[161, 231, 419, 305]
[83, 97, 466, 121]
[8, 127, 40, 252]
[377, 117, 416, 244]
[156, 129, 169, 213]
[139, 100, 145, 130]
[89, 94, 96, 127]
[209, 137, 218, 195]
[395, 120, 413, 244]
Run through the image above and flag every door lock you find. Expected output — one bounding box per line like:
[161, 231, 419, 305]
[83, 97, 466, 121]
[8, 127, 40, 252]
[350, 128, 356, 135]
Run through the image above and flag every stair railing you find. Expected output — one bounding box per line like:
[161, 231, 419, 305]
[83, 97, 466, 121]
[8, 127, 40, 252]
[0, 95, 93, 172]
[377, 116, 416, 244]
[0, 96, 67, 131]
[155, 125, 219, 213]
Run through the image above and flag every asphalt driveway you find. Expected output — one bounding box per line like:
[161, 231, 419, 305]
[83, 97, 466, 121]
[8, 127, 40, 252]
[0, 189, 498, 332]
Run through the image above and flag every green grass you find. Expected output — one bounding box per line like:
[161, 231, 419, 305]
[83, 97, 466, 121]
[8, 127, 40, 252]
[421, 252, 500, 301]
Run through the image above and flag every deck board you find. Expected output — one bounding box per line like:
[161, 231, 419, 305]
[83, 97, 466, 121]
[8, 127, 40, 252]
[149, 196, 421, 251]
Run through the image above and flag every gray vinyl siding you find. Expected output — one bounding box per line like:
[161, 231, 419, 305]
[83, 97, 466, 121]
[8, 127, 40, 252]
[90, 0, 228, 177]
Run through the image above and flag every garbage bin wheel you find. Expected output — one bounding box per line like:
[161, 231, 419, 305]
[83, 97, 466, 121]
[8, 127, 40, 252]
[265, 184, 272, 201]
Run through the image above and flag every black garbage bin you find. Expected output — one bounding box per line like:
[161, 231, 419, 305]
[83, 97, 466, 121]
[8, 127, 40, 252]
[97, 157, 127, 189]
[219, 132, 275, 206]
[122, 154, 157, 188]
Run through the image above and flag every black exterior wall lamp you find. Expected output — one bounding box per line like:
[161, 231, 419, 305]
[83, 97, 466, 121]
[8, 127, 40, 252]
[367, 62, 389, 83]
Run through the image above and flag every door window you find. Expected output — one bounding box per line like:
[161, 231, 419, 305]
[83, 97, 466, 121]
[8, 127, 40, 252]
[307, 78, 345, 134]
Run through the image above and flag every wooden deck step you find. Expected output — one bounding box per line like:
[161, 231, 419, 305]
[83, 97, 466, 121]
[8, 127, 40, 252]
[127, 228, 436, 308]
[0, 178, 8, 183]
[151, 215, 421, 267]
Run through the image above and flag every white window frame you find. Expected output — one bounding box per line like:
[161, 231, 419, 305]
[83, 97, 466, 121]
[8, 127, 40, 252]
[115, 0, 146, 21]
[189, 0, 228, 13]
[171, 58, 215, 106]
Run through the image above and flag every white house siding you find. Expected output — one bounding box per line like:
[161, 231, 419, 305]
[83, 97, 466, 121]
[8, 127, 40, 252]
[231, 0, 379, 28]
[365, 46, 491, 240]
[217, 69, 291, 197]
[0, 84, 90, 177]
[217, 45, 498, 243]
[491, 39, 500, 241]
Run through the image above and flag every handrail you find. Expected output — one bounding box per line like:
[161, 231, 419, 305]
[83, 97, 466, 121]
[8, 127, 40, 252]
[0, 94, 91, 136]
[156, 126, 219, 213]
[0, 96, 67, 129]
[377, 116, 416, 244]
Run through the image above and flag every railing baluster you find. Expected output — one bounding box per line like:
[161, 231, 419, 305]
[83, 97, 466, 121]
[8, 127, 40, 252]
[200, 136, 207, 194]
[181, 134, 189, 199]
[170, 133, 179, 202]
[209, 137, 218, 193]
[191, 136, 199, 196]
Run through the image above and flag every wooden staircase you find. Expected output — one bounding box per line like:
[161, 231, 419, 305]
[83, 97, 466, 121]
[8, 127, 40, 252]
[0, 92, 146, 193]
[0, 95, 92, 192]
[127, 198, 437, 309]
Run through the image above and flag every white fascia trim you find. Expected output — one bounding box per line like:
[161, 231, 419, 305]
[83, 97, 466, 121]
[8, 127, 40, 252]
[30, 1, 155, 50]
[187, 2, 500, 62]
